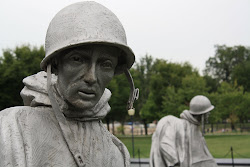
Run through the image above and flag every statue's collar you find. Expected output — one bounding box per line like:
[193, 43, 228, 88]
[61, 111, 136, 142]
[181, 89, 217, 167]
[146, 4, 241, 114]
[180, 110, 200, 125]
[53, 83, 111, 121]
[21, 71, 111, 121]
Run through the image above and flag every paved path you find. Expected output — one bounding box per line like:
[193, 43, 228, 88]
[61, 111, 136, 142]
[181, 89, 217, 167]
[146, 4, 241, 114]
[131, 165, 249, 167]
[130, 158, 250, 167]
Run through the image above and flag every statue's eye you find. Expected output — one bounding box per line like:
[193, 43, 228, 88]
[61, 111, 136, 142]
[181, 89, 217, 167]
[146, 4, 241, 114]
[70, 54, 83, 63]
[101, 60, 113, 69]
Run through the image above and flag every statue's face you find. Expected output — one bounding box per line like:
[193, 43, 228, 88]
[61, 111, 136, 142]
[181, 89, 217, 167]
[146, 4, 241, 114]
[57, 45, 119, 111]
[205, 112, 210, 122]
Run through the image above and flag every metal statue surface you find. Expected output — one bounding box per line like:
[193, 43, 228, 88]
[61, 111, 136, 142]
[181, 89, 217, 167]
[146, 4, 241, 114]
[0, 2, 137, 167]
[150, 95, 218, 167]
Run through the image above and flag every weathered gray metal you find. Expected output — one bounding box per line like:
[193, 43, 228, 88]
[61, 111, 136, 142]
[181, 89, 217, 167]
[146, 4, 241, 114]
[0, 2, 134, 167]
[189, 95, 214, 115]
[41, 1, 135, 75]
[0, 71, 130, 166]
[150, 95, 217, 167]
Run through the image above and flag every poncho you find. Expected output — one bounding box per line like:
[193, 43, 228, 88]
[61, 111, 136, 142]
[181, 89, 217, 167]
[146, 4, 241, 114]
[150, 110, 217, 167]
[0, 72, 130, 167]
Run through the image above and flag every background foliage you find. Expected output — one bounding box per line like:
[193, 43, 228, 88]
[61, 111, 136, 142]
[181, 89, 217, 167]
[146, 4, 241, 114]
[0, 45, 44, 110]
[1, 44, 250, 133]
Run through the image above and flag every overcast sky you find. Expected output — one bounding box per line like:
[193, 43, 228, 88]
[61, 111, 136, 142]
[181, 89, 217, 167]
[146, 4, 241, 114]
[1, 0, 249, 74]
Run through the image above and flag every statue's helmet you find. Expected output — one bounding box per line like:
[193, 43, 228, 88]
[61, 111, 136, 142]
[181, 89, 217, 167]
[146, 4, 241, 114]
[40, 1, 135, 75]
[189, 95, 214, 115]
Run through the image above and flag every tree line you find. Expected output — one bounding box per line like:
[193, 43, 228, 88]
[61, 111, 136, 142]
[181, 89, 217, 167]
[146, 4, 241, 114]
[107, 45, 250, 134]
[1, 45, 250, 134]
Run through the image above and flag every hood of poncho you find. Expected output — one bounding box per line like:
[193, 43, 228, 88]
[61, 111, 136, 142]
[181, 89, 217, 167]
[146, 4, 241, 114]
[20, 71, 111, 119]
[180, 110, 200, 126]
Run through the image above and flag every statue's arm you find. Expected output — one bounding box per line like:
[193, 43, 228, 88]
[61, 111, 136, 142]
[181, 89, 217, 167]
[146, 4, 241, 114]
[159, 122, 179, 167]
[0, 108, 27, 166]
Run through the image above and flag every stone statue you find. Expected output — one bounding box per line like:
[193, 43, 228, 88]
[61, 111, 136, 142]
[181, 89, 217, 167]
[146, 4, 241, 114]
[0, 2, 139, 167]
[150, 95, 218, 167]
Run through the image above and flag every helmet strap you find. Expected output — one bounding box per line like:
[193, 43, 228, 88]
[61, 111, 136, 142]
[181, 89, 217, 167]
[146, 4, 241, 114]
[124, 69, 139, 112]
[202, 114, 205, 136]
[46, 64, 85, 167]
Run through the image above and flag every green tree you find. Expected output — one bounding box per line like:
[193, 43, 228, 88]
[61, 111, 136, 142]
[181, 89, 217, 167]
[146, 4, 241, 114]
[140, 59, 197, 121]
[232, 60, 250, 92]
[162, 74, 208, 118]
[0, 45, 44, 110]
[133, 55, 154, 135]
[206, 93, 222, 132]
[203, 75, 219, 93]
[204, 45, 250, 82]
[214, 82, 249, 131]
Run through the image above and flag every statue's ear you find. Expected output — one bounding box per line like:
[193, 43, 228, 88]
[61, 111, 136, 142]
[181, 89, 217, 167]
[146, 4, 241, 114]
[51, 58, 59, 75]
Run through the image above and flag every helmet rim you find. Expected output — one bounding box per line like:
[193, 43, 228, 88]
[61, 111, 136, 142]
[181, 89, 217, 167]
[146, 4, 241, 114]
[40, 41, 135, 75]
[189, 105, 214, 115]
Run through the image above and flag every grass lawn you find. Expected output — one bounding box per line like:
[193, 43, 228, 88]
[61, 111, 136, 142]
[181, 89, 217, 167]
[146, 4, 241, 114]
[205, 135, 250, 158]
[117, 135, 250, 158]
[117, 136, 152, 158]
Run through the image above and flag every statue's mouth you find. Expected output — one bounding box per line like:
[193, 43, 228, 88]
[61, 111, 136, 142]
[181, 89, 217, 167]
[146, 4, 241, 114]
[78, 90, 96, 99]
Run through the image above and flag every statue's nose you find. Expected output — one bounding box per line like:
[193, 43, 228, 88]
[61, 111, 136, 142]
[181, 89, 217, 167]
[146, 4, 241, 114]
[83, 64, 97, 85]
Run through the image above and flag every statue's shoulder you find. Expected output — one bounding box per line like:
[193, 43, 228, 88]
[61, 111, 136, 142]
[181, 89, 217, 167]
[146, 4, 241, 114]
[161, 115, 180, 121]
[157, 115, 181, 127]
[0, 106, 31, 118]
[0, 106, 53, 124]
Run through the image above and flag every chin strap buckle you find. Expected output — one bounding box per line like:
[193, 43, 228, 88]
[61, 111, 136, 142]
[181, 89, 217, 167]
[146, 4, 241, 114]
[124, 69, 139, 110]
[75, 154, 86, 167]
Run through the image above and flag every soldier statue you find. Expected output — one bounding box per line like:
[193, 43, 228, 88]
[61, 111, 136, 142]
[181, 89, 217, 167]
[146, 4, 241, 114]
[150, 95, 217, 167]
[0, 2, 139, 167]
